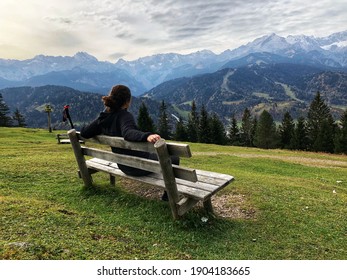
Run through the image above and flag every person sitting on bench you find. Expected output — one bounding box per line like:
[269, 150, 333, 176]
[80, 84, 179, 201]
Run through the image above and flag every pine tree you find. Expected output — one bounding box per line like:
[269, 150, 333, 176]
[279, 111, 295, 149]
[137, 102, 155, 132]
[209, 113, 227, 145]
[174, 117, 188, 141]
[186, 101, 199, 142]
[158, 100, 171, 139]
[337, 109, 347, 154]
[228, 114, 241, 146]
[307, 92, 335, 152]
[198, 105, 211, 143]
[240, 108, 253, 147]
[334, 125, 342, 154]
[251, 116, 258, 147]
[12, 108, 26, 127]
[254, 110, 279, 149]
[290, 117, 308, 150]
[312, 115, 335, 153]
[0, 93, 11, 127]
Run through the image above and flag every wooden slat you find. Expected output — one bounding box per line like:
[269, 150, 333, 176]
[82, 147, 162, 174]
[172, 164, 197, 182]
[83, 150, 197, 182]
[156, 174, 231, 197]
[82, 134, 156, 153]
[196, 169, 235, 181]
[177, 197, 200, 216]
[77, 132, 192, 158]
[194, 171, 234, 188]
[167, 143, 192, 158]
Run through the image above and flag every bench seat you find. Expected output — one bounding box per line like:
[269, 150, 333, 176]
[86, 157, 233, 201]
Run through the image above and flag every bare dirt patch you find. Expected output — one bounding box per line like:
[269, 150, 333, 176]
[119, 178, 256, 220]
[211, 194, 256, 219]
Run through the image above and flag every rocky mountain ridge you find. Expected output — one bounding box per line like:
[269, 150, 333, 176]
[0, 30, 346, 94]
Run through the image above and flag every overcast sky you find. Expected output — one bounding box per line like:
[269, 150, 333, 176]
[0, 0, 346, 62]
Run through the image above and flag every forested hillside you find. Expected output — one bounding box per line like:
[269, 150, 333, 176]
[1, 85, 167, 129]
[144, 64, 347, 121]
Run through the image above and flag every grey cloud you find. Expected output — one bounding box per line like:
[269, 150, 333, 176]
[174, 26, 210, 38]
[116, 32, 134, 40]
[146, 0, 275, 41]
[197, 15, 219, 26]
[97, 0, 346, 55]
[32, 0, 347, 61]
[133, 38, 150, 44]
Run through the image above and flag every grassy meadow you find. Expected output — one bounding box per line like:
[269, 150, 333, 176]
[0, 127, 346, 260]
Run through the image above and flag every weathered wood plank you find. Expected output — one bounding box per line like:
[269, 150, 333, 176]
[82, 134, 156, 153]
[82, 147, 162, 173]
[177, 197, 200, 216]
[196, 169, 234, 181]
[166, 143, 192, 158]
[78, 132, 192, 158]
[172, 164, 197, 182]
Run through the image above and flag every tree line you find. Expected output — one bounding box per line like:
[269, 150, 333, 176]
[137, 92, 347, 154]
[0, 93, 26, 127]
[2, 90, 347, 155]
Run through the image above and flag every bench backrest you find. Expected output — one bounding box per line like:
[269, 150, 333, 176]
[78, 132, 193, 158]
[69, 130, 197, 183]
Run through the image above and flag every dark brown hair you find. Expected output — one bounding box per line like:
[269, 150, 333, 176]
[102, 85, 131, 112]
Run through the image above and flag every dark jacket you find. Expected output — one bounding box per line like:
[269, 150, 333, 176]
[80, 109, 153, 176]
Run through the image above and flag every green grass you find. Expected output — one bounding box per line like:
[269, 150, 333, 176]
[1, 127, 347, 260]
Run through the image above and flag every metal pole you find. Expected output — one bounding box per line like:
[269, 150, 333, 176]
[45, 105, 52, 133]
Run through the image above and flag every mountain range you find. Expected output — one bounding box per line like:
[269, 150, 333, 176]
[1, 30, 347, 126]
[0, 30, 346, 94]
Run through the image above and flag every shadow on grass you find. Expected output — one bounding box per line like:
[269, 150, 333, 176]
[77, 182, 246, 240]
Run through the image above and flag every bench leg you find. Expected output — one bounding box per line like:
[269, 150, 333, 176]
[203, 198, 214, 213]
[68, 129, 93, 187]
[110, 175, 116, 186]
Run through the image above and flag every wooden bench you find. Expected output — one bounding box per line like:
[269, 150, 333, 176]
[68, 129, 234, 219]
